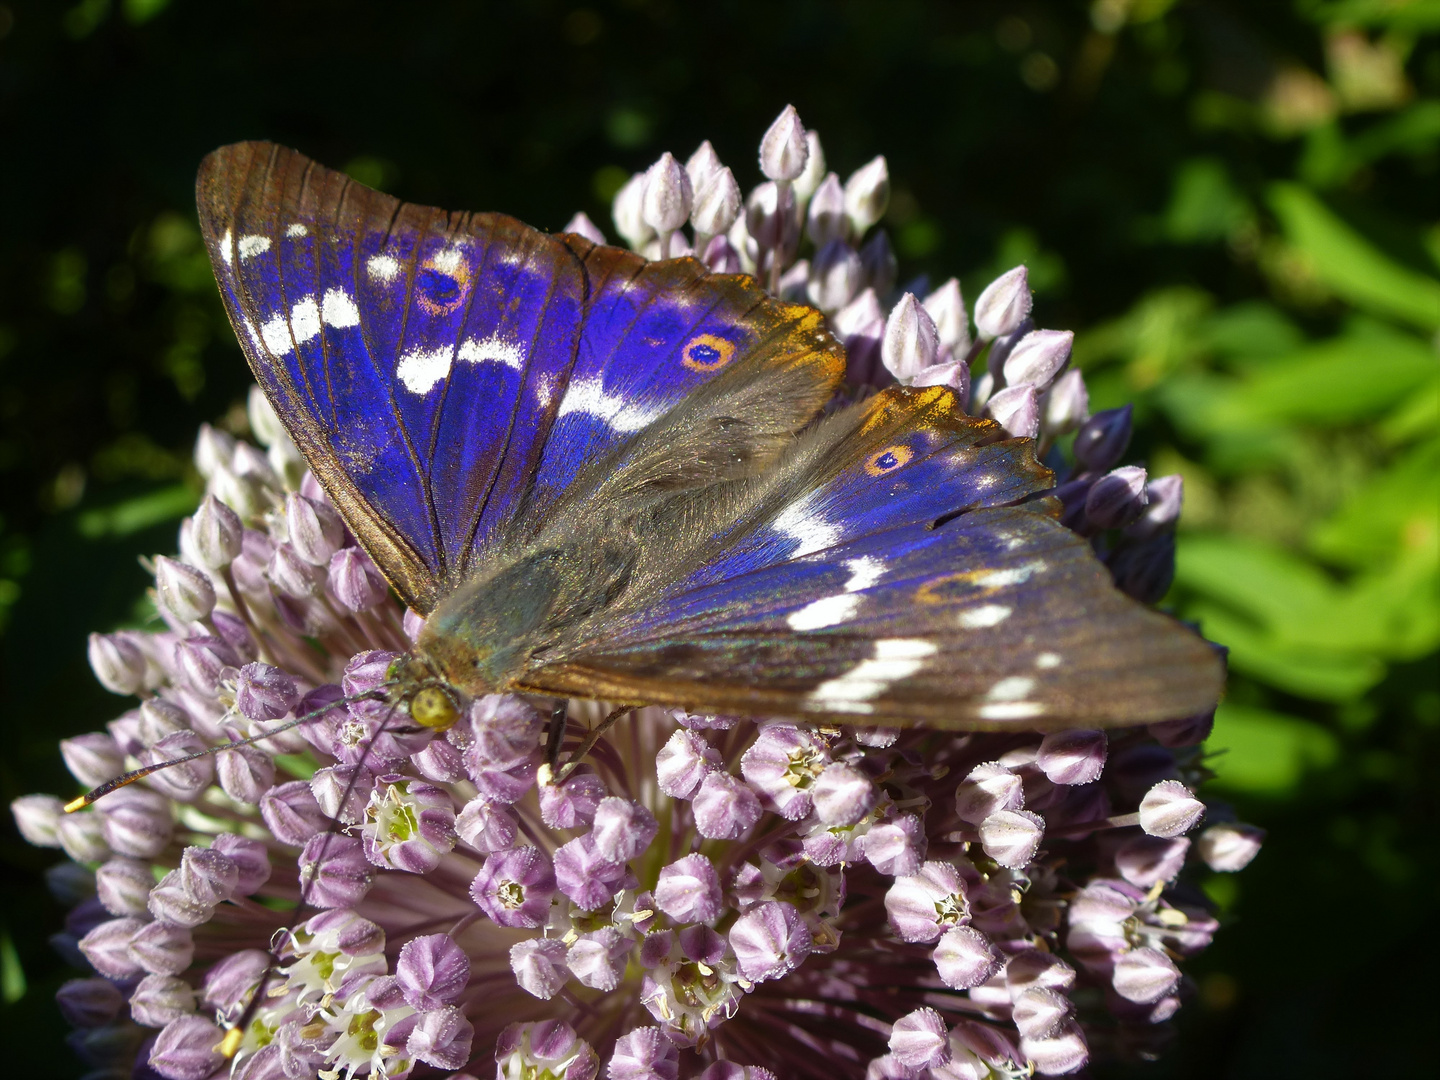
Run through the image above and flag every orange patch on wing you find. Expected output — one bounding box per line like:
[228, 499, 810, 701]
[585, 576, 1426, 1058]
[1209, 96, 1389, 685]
[681, 333, 738, 372]
[864, 444, 914, 476]
[415, 249, 473, 317]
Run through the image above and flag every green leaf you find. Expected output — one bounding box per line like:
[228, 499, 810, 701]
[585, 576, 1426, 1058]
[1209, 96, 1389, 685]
[1269, 183, 1440, 332]
[1223, 320, 1438, 425]
[1163, 158, 1253, 244]
[1204, 703, 1340, 795]
[1187, 600, 1386, 701]
[76, 484, 199, 540]
[1309, 439, 1440, 566]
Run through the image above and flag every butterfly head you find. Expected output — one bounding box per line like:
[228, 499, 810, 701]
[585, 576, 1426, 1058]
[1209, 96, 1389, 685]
[385, 654, 465, 731]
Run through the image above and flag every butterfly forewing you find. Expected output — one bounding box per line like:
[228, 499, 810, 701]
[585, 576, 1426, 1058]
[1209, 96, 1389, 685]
[196, 142, 844, 612]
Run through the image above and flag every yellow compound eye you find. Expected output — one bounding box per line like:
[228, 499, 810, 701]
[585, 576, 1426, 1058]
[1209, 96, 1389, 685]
[410, 686, 459, 730]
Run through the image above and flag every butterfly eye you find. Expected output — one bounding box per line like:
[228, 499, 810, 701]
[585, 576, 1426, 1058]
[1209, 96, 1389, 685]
[409, 685, 460, 730]
[681, 333, 737, 372]
[864, 444, 913, 476]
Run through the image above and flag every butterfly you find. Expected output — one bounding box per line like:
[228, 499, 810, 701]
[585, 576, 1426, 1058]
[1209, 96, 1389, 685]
[195, 141, 1222, 736]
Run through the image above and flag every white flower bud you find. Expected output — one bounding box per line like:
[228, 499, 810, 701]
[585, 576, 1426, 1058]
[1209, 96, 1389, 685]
[973, 266, 1032, 340]
[686, 140, 723, 191]
[641, 152, 693, 236]
[611, 171, 654, 251]
[984, 384, 1041, 439]
[882, 293, 941, 382]
[154, 556, 216, 624]
[193, 424, 235, 480]
[690, 166, 741, 240]
[833, 287, 884, 340]
[794, 130, 827, 204]
[923, 278, 971, 355]
[1003, 329, 1073, 390]
[843, 155, 890, 237]
[759, 104, 809, 182]
[1197, 822, 1265, 872]
[1042, 369, 1089, 437]
[807, 239, 863, 314]
[1138, 780, 1205, 838]
[189, 495, 243, 570]
[561, 211, 606, 246]
[246, 386, 286, 449]
[88, 632, 147, 695]
[806, 173, 847, 247]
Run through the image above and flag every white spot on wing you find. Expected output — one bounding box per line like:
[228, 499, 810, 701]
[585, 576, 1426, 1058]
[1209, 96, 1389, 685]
[290, 296, 321, 345]
[260, 315, 292, 356]
[557, 376, 664, 432]
[396, 346, 454, 394]
[220, 229, 234, 266]
[775, 494, 842, 559]
[285, 223, 309, 238]
[458, 334, 526, 371]
[978, 701, 1047, 720]
[238, 235, 271, 259]
[805, 638, 937, 714]
[958, 604, 1012, 629]
[787, 594, 862, 631]
[973, 562, 1046, 589]
[843, 556, 886, 592]
[431, 248, 464, 273]
[1035, 652, 1062, 669]
[367, 254, 402, 283]
[986, 676, 1035, 701]
[321, 288, 361, 329]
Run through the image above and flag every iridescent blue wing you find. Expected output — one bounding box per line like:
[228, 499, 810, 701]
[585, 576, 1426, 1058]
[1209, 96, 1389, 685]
[522, 387, 1224, 729]
[196, 142, 842, 612]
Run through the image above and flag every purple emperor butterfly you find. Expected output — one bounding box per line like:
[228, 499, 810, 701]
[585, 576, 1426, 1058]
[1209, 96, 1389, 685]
[195, 142, 1221, 736]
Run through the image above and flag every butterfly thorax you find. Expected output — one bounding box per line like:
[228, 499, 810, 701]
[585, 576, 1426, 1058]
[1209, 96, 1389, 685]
[415, 539, 638, 699]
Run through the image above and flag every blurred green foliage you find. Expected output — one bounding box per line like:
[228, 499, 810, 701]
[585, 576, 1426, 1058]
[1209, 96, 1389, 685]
[0, 1, 1435, 1077]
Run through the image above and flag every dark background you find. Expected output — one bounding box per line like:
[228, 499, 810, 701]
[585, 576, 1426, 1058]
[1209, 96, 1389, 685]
[1, 1, 1436, 1076]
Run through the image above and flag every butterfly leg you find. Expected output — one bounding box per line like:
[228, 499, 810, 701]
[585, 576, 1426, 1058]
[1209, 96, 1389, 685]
[553, 703, 636, 783]
[545, 701, 569, 771]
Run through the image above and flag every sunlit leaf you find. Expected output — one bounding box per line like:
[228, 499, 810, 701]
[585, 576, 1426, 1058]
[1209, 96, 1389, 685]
[1269, 183, 1440, 331]
[1205, 703, 1340, 795]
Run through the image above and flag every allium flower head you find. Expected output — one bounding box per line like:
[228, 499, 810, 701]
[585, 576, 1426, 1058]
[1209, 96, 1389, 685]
[14, 106, 1253, 1080]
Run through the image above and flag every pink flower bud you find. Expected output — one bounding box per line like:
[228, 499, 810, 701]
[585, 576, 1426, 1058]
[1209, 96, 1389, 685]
[397, 933, 471, 1010]
[150, 1015, 225, 1080]
[1042, 368, 1089, 436]
[1037, 730, 1107, 786]
[285, 493, 344, 566]
[211, 833, 271, 895]
[128, 919, 194, 975]
[129, 973, 197, 1028]
[692, 771, 762, 839]
[806, 172, 847, 246]
[932, 925, 1001, 989]
[978, 808, 1045, 868]
[509, 937, 570, 1000]
[1112, 946, 1181, 1003]
[591, 797, 658, 862]
[327, 546, 389, 611]
[655, 853, 723, 923]
[759, 104, 809, 182]
[96, 857, 153, 915]
[730, 900, 813, 982]
[889, 1007, 950, 1071]
[1002, 328, 1073, 390]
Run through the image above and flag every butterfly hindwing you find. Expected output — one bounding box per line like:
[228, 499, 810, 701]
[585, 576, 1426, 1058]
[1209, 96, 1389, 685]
[196, 142, 843, 612]
[517, 388, 1224, 729]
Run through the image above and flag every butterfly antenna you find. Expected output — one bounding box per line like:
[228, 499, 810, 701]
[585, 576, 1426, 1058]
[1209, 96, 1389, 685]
[220, 694, 404, 1059]
[62, 687, 393, 813]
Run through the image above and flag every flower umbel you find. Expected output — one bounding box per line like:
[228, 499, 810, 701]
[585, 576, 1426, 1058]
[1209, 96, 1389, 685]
[16, 106, 1252, 1080]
